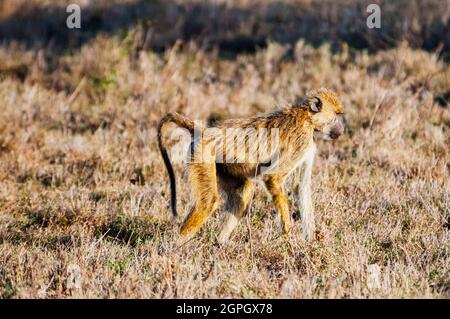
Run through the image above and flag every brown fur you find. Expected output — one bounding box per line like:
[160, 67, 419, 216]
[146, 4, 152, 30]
[157, 87, 345, 242]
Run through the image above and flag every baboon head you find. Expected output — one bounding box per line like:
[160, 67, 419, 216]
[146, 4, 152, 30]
[303, 88, 345, 140]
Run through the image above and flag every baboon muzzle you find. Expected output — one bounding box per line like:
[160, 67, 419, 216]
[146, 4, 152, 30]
[329, 116, 344, 139]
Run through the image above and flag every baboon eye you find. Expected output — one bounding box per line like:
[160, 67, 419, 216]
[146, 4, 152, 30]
[310, 97, 322, 113]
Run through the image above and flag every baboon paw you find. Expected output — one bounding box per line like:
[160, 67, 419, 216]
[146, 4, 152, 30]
[178, 224, 197, 239]
[216, 236, 229, 246]
[301, 230, 315, 241]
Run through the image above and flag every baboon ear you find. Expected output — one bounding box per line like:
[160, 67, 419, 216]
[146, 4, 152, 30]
[309, 97, 322, 113]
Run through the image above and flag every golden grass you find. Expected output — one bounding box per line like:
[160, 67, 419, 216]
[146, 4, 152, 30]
[0, 0, 449, 298]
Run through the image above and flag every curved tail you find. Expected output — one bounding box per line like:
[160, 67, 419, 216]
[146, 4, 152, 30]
[157, 112, 195, 218]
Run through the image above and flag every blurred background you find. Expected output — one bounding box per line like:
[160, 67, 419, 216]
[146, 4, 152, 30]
[1, 0, 450, 54]
[1, 1, 449, 111]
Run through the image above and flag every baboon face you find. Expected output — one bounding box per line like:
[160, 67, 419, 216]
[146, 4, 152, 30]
[304, 89, 345, 140]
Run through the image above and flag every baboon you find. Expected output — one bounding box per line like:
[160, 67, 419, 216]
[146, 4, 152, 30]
[157, 88, 344, 243]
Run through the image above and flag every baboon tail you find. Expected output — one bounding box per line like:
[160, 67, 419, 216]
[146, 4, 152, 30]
[157, 112, 195, 218]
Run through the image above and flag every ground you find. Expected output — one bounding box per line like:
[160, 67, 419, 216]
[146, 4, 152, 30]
[0, 0, 449, 298]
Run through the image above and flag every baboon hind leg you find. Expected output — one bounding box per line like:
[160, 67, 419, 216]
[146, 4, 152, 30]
[217, 178, 254, 244]
[264, 174, 291, 234]
[179, 162, 220, 237]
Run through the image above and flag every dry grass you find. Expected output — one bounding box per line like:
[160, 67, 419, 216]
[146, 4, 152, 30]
[0, 0, 449, 298]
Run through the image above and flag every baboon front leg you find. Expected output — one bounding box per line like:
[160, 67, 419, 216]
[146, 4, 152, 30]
[179, 162, 220, 237]
[217, 179, 254, 244]
[264, 174, 291, 234]
[293, 149, 315, 241]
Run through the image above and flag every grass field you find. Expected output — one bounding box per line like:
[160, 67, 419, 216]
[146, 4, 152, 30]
[0, 0, 449, 298]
